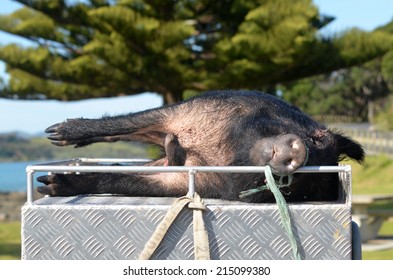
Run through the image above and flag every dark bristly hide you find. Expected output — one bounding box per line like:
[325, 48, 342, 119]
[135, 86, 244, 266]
[37, 90, 365, 202]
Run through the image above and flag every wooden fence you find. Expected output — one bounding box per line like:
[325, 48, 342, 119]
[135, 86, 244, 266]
[313, 115, 363, 124]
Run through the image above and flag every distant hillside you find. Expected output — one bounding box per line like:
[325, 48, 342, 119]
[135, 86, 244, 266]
[0, 133, 150, 162]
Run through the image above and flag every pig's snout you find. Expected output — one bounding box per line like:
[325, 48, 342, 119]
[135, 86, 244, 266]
[250, 134, 307, 175]
[270, 134, 307, 174]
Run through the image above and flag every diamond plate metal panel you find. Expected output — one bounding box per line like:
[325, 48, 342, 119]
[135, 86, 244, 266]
[22, 195, 352, 260]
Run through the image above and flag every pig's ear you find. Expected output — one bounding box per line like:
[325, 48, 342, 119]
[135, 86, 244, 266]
[334, 133, 365, 163]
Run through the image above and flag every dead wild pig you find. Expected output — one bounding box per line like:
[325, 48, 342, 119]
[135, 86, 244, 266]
[37, 90, 364, 202]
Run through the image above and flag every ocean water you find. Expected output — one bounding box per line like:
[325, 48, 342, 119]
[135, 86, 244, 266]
[0, 161, 44, 192]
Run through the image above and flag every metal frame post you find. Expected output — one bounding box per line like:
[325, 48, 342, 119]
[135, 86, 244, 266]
[188, 169, 196, 197]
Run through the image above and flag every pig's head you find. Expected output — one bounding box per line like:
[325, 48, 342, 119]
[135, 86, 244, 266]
[249, 129, 364, 175]
[246, 129, 364, 202]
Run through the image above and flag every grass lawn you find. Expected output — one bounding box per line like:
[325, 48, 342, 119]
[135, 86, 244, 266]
[0, 221, 21, 260]
[349, 155, 393, 195]
[0, 156, 392, 260]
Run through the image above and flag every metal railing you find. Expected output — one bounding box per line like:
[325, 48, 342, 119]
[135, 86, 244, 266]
[26, 158, 352, 204]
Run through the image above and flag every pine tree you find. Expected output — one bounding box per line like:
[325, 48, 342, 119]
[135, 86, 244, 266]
[0, 0, 392, 104]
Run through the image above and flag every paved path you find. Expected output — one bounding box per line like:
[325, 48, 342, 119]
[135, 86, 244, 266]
[362, 238, 393, 251]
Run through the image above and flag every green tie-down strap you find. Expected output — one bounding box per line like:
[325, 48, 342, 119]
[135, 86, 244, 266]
[239, 166, 301, 260]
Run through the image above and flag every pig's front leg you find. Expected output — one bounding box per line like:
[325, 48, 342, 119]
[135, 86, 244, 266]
[45, 107, 175, 147]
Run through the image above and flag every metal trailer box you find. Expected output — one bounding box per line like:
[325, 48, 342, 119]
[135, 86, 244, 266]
[22, 159, 357, 260]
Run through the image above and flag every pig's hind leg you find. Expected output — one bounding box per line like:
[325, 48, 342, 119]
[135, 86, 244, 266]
[37, 171, 189, 197]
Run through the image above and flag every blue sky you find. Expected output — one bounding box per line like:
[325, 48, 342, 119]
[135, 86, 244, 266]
[0, 0, 393, 134]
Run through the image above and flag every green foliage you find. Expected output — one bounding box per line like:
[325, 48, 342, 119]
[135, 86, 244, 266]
[280, 16, 393, 125]
[281, 57, 391, 122]
[333, 29, 393, 65]
[374, 95, 393, 131]
[1, 0, 393, 104]
[382, 50, 393, 84]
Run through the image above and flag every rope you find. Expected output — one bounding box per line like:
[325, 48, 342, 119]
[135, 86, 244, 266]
[138, 193, 210, 260]
[189, 194, 210, 260]
[239, 166, 302, 260]
[239, 174, 293, 199]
